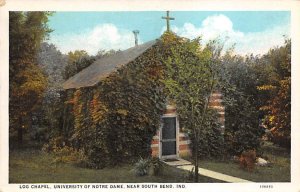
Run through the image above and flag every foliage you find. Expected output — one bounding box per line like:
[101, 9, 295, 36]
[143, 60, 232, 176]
[63, 50, 94, 79]
[222, 39, 291, 153]
[52, 146, 86, 165]
[222, 53, 265, 155]
[257, 40, 291, 148]
[63, 49, 119, 80]
[239, 149, 256, 172]
[35, 42, 68, 141]
[95, 49, 120, 59]
[38, 42, 68, 90]
[162, 32, 224, 181]
[189, 110, 224, 159]
[133, 158, 151, 176]
[42, 137, 88, 167]
[9, 12, 52, 147]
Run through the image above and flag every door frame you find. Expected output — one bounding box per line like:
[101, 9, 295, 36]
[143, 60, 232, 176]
[159, 114, 179, 159]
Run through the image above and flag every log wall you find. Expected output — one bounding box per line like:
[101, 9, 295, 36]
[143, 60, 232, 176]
[151, 91, 224, 158]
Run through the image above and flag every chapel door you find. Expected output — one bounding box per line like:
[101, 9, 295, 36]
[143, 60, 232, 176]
[161, 117, 177, 158]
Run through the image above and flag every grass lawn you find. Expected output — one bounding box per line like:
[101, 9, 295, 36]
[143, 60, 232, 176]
[9, 142, 289, 183]
[9, 149, 220, 183]
[197, 142, 290, 182]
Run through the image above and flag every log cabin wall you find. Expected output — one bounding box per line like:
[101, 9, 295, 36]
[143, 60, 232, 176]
[151, 91, 224, 158]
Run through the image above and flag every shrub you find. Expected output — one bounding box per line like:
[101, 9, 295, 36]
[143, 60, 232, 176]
[42, 136, 88, 167]
[84, 146, 109, 169]
[239, 149, 256, 172]
[222, 53, 265, 155]
[52, 146, 76, 164]
[133, 158, 151, 176]
[224, 98, 264, 155]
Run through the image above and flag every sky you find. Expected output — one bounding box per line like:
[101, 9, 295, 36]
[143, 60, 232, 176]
[48, 11, 290, 56]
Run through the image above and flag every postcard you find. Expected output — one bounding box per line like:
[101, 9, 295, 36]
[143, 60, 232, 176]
[0, 0, 300, 192]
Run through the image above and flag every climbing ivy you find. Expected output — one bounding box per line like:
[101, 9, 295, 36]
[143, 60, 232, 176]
[62, 42, 168, 168]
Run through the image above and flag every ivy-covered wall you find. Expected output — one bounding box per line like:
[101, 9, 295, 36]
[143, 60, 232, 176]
[63, 43, 168, 168]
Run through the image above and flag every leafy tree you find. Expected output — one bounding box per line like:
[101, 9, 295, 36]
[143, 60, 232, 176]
[257, 39, 291, 148]
[38, 42, 68, 91]
[36, 42, 68, 140]
[68, 50, 89, 64]
[162, 32, 223, 182]
[63, 50, 94, 79]
[63, 49, 121, 80]
[95, 49, 120, 60]
[221, 53, 265, 155]
[9, 12, 52, 147]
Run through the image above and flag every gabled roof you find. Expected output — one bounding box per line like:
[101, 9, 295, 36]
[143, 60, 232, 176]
[63, 40, 157, 90]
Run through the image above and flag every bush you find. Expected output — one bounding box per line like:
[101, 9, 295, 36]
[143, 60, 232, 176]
[84, 146, 109, 169]
[224, 97, 264, 155]
[51, 146, 87, 166]
[133, 158, 151, 176]
[239, 149, 256, 172]
[42, 136, 65, 152]
[222, 54, 265, 156]
[42, 136, 88, 167]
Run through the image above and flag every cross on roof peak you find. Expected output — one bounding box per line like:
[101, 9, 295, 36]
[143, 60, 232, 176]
[162, 11, 175, 32]
[132, 30, 139, 46]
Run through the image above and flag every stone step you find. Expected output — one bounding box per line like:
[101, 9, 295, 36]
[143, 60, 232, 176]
[162, 158, 192, 167]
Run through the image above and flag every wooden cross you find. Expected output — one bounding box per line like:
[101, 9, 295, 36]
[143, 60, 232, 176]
[132, 30, 139, 46]
[162, 11, 175, 32]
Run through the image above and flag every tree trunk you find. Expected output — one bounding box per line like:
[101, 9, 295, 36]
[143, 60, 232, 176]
[191, 104, 199, 182]
[17, 116, 23, 148]
[194, 134, 199, 182]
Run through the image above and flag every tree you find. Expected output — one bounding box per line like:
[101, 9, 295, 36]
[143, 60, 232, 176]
[221, 52, 265, 155]
[162, 32, 223, 182]
[257, 39, 291, 148]
[38, 43, 68, 91]
[221, 39, 291, 154]
[95, 49, 120, 60]
[63, 49, 122, 80]
[63, 50, 94, 80]
[9, 12, 52, 147]
[36, 43, 68, 140]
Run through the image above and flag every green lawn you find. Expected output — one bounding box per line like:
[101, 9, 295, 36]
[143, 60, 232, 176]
[197, 142, 290, 182]
[9, 142, 289, 183]
[9, 149, 220, 183]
